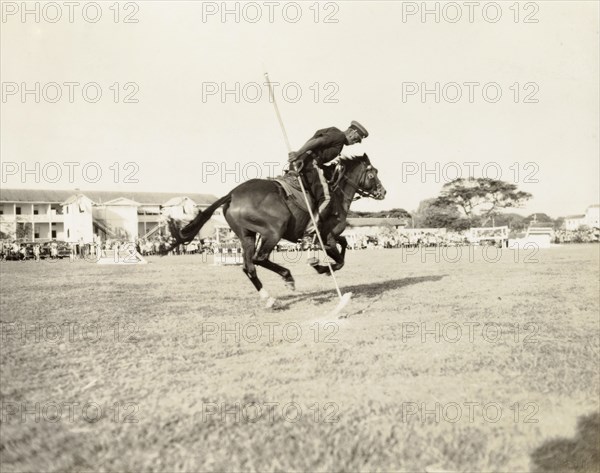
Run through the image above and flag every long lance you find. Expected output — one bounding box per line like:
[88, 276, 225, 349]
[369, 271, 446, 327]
[264, 72, 352, 314]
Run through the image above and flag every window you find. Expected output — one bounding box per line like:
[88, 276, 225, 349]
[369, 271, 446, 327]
[51, 230, 56, 238]
[34, 209, 39, 215]
[34, 232, 40, 239]
[67, 229, 70, 238]
[0, 209, 3, 215]
[16, 207, 21, 215]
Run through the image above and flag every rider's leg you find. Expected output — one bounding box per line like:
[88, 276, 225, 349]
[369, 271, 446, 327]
[314, 166, 331, 236]
[302, 165, 324, 234]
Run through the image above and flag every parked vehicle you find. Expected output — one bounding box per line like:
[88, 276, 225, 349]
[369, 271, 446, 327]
[40, 240, 72, 259]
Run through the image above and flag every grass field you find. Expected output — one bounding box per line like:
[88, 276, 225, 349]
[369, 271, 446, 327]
[1, 244, 599, 472]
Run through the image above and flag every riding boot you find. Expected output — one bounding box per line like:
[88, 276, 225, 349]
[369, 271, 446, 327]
[315, 212, 330, 240]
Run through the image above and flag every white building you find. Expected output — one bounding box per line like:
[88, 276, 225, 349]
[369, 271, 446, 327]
[0, 189, 219, 243]
[563, 205, 600, 231]
[585, 204, 600, 228]
[62, 194, 95, 243]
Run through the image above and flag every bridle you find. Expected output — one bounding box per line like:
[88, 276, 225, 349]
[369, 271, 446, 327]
[329, 160, 382, 200]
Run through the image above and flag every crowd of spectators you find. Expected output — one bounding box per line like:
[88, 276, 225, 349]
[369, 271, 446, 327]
[554, 227, 599, 244]
[1, 240, 64, 261]
[345, 231, 471, 250]
[2, 226, 597, 261]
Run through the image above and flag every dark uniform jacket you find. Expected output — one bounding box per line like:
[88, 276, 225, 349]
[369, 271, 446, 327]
[298, 127, 348, 166]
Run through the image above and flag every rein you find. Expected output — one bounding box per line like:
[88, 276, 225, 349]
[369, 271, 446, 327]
[330, 162, 378, 200]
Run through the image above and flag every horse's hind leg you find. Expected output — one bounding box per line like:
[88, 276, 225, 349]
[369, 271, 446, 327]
[255, 259, 296, 291]
[253, 234, 295, 291]
[239, 231, 276, 308]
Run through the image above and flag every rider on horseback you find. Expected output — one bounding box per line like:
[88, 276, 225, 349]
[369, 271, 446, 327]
[287, 121, 369, 236]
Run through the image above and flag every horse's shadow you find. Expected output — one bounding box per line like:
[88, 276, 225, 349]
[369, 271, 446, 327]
[276, 275, 446, 311]
[530, 411, 599, 472]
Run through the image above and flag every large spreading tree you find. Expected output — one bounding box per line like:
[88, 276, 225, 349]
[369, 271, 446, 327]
[432, 178, 532, 227]
[413, 198, 472, 231]
[348, 208, 411, 219]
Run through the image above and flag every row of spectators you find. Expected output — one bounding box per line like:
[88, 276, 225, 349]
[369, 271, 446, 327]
[554, 228, 599, 244]
[345, 232, 472, 250]
[346, 228, 599, 249]
[2, 227, 597, 261]
[1, 241, 65, 261]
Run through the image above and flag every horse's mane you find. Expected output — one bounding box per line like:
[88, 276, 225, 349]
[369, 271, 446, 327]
[337, 154, 371, 169]
[338, 154, 371, 166]
[325, 154, 372, 188]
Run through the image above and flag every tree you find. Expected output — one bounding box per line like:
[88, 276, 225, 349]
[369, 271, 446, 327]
[373, 208, 412, 219]
[16, 223, 32, 241]
[493, 212, 527, 231]
[433, 178, 532, 226]
[413, 198, 472, 230]
[553, 217, 565, 230]
[348, 208, 411, 219]
[525, 213, 554, 224]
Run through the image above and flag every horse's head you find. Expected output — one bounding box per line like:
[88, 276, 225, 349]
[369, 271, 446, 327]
[335, 154, 386, 200]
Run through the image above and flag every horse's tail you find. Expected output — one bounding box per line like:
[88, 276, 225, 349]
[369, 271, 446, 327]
[163, 193, 232, 253]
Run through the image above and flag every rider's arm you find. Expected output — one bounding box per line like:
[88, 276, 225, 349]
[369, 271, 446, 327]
[289, 128, 341, 167]
[289, 135, 336, 165]
[294, 136, 328, 157]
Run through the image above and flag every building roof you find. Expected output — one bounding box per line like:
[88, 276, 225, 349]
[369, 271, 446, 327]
[564, 214, 585, 219]
[62, 194, 94, 205]
[100, 197, 142, 207]
[347, 217, 407, 227]
[162, 196, 195, 207]
[0, 188, 217, 205]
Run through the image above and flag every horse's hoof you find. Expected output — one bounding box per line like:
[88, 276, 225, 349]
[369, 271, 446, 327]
[307, 257, 319, 267]
[315, 265, 330, 275]
[265, 297, 277, 309]
[285, 279, 296, 291]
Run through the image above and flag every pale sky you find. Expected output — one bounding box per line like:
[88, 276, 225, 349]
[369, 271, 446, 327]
[1, 0, 598, 217]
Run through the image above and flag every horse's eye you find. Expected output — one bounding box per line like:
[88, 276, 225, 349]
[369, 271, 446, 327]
[367, 173, 374, 179]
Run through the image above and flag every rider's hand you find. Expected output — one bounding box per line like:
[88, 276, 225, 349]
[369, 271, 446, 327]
[288, 151, 298, 162]
[293, 159, 305, 172]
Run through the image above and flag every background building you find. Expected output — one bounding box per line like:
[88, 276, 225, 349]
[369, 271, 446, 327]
[0, 189, 219, 243]
[563, 205, 600, 230]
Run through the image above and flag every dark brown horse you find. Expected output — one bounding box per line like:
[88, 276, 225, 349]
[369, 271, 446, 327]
[165, 154, 386, 308]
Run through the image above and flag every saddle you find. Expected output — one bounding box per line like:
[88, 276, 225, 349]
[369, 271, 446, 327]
[272, 171, 315, 214]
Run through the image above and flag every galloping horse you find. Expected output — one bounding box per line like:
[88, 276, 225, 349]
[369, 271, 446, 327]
[165, 154, 386, 307]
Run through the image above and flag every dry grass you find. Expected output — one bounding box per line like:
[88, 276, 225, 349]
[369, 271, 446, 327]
[1, 244, 599, 472]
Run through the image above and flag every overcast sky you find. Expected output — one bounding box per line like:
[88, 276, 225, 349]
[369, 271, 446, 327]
[1, 1, 598, 217]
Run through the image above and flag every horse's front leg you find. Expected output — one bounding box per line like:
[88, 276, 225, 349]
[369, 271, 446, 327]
[309, 233, 345, 274]
[336, 235, 348, 261]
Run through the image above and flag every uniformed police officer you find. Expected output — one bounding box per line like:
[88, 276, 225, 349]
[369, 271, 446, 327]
[288, 121, 369, 236]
